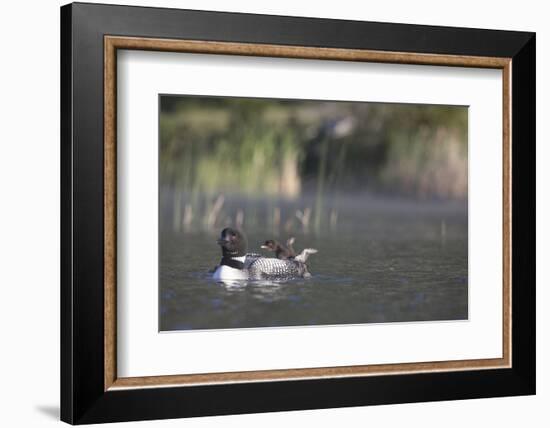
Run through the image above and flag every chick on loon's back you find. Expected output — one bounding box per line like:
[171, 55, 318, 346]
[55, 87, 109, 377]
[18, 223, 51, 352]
[261, 238, 296, 260]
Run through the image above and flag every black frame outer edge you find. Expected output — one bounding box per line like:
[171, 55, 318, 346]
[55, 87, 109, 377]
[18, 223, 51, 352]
[60, 4, 74, 425]
[510, 35, 536, 392]
[60, 2, 536, 424]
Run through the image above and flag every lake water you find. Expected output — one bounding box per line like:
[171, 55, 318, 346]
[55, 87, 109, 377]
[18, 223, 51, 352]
[159, 197, 468, 331]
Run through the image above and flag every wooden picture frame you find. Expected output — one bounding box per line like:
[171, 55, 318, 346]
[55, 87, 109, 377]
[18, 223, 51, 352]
[61, 2, 535, 424]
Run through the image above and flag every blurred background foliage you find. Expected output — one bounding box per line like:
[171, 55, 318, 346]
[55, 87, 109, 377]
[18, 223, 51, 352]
[159, 95, 467, 233]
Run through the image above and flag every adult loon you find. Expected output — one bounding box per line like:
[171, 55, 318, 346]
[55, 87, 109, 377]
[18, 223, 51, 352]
[212, 228, 317, 282]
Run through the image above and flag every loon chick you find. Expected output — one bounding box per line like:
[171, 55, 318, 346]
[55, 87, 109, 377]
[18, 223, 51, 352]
[261, 238, 296, 260]
[212, 228, 316, 282]
[261, 237, 317, 264]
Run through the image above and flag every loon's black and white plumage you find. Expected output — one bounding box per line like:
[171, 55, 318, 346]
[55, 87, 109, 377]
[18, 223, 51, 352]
[212, 228, 317, 282]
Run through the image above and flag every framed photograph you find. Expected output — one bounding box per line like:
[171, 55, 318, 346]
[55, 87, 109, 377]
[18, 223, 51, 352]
[60, 2, 535, 424]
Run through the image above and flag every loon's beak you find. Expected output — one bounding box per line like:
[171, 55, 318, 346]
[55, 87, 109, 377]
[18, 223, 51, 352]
[260, 245, 268, 249]
[217, 238, 229, 245]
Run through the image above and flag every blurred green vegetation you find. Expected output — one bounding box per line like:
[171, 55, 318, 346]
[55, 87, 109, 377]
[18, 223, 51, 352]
[160, 97, 306, 199]
[160, 95, 467, 232]
[160, 96, 467, 198]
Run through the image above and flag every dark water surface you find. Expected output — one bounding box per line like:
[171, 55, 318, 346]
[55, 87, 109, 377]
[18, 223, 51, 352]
[159, 198, 468, 331]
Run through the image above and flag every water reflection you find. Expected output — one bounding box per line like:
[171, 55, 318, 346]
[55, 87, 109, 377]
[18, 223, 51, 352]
[214, 277, 314, 304]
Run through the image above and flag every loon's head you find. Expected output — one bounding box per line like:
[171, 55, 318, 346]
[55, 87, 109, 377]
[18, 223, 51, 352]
[217, 227, 248, 258]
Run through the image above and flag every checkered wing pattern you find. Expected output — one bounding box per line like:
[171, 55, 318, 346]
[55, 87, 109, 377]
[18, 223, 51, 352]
[248, 258, 300, 280]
